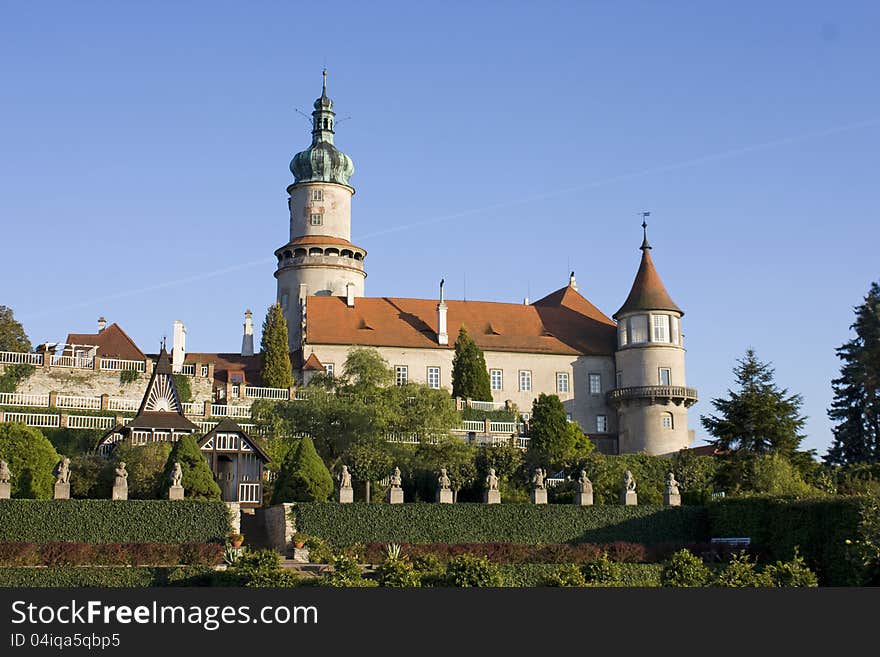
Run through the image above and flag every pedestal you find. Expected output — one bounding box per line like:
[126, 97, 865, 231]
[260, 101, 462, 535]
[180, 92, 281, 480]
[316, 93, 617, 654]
[112, 484, 128, 501]
[0, 482, 10, 499]
[54, 482, 70, 500]
[168, 485, 184, 500]
[386, 487, 404, 504]
[621, 490, 637, 506]
[531, 488, 548, 505]
[338, 487, 353, 504]
[436, 488, 453, 504]
[483, 490, 501, 504]
[664, 492, 681, 507]
[575, 491, 593, 506]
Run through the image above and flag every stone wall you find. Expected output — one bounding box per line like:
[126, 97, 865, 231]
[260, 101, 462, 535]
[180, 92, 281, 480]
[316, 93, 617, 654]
[264, 503, 295, 552]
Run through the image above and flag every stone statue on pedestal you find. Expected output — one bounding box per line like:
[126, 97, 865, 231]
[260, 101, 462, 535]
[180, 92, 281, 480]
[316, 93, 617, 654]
[53, 457, 71, 499]
[575, 469, 594, 506]
[338, 464, 353, 503]
[112, 462, 128, 500]
[436, 467, 453, 504]
[532, 468, 546, 489]
[664, 471, 682, 507]
[438, 467, 451, 490]
[621, 469, 637, 506]
[0, 459, 10, 500]
[530, 467, 548, 504]
[386, 466, 403, 504]
[339, 465, 352, 489]
[390, 466, 402, 488]
[484, 468, 501, 504]
[169, 461, 184, 500]
[486, 468, 499, 490]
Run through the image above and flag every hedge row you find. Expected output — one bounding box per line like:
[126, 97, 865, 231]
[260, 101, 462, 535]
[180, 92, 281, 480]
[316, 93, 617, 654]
[707, 496, 864, 586]
[0, 500, 231, 544]
[363, 541, 650, 564]
[499, 563, 663, 587]
[0, 567, 215, 588]
[0, 542, 223, 567]
[291, 503, 709, 546]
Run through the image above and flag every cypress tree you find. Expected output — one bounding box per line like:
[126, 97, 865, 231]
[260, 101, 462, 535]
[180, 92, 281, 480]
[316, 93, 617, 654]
[451, 326, 492, 401]
[160, 435, 221, 500]
[825, 282, 880, 465]
[272, 436, 334, 503]
[260, 303, 294, 389]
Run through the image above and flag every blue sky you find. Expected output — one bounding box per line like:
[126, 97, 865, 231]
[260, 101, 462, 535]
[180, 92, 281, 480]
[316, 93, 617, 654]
[1, 1, 878, 456]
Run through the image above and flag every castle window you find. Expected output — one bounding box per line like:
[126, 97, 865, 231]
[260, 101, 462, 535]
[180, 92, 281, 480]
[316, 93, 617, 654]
[200, 365, 208, 378]
[589, 373, 601, 395]
[618, 322, 628, 347]
[427, 366, 440, 389]
[671, 315, 680, 345]
[659, 368, 671, 386]
[312, 189, 323, 201]
[596, 415, 608, 433]
[325, 363, 334, 377]
[310, 213, 323, 226]
[630, 315, 648, 343]
[616, 371, 623, 388]
[490, 369, 503, 391]
[519, 370, 532, 392]
[395, 365, 408, 386]
[661, 413, 674, 429]
[556, 372, 569, 394]
[653, 315, 670, 342]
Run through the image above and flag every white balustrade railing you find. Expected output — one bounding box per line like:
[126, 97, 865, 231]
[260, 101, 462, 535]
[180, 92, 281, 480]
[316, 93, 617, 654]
[516, 436, 530, 449]
[67, 415, 116, 430]
[182, 402, 204, 416]
[108, 398, 139, 412]
[293, 389, 310, 400]
[238, 483, 262, 504]
[244, 386, 290, 400]
[50, 355, 94, 369]
[197, 421, 219, 433]
[56, 395, 102, 410]
[467, 399, 506, 411]
[2, 412, 60, 428]
[489, 421, 518, 434]
[460, 420, 485, 432]
[0, 392, 50, 407]
[0, 351, 43, 366]
[179, 364, 196, 376]
[208, 405, 251, 419]
[99, 358, 146, 372]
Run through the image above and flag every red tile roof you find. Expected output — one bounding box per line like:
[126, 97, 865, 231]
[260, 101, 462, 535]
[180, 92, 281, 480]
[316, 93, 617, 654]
[286, 235, 361, 248]
[183, 353, 263, 386]
[614, 249, 682, 319]
[65, 323, 146, 361]
[305, 285, 617, 356]
[302, 353, 325, 371]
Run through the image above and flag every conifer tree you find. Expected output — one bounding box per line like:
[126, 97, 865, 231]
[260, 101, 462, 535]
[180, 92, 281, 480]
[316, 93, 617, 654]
[160, 435, 221, 500]
[272, 436, 334, 503]
[825, 282, 880, 465]
[526, 393, 593, 471]
[260, 303, 293, 389]
[451, 326, 492, 401]
[701, 349, 806, 456]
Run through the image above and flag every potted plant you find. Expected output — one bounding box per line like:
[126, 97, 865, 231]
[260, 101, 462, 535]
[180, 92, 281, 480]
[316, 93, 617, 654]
[292, 532, 309, 549]
[230, 533, 244, 548]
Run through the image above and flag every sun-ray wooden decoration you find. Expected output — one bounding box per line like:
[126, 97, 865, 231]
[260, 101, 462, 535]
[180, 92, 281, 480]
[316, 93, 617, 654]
[144, 373, 181, 413]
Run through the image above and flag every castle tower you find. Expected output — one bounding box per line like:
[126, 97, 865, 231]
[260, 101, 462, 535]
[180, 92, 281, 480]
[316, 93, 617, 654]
[609, 221, 698, 455]
[274, 71, 367, 350]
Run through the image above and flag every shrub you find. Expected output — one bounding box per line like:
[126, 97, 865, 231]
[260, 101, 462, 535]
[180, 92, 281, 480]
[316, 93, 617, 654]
[179, 543, 224, 566]
[272, 436, 334, 503]
[377, 554, 422, 587]
[303, 536, 333, 564]
[0, 500, 230, 544]
[320, 554, 374, 587]
[544, 564, 587, 587]
[604, 541, 647, 563]
[445, 554, 503, 587]
[119, 368, 140, 385]
[0, 542, 40, 566]
[90, 543, 132, 566]
[714, 551, 773, 587]
[412, 554, 444, 585]
[0, 567, 213, 588]
[661, 549, 711, 587]
[764, 548, 818, 587]
[40, 542, 94, 566]
[172, 374, 192, 403]
[581, 552, 621, 586]
[0, 423, 61, 499]
[113, 442, 173, 499]
[160, 436, 221, 500]
[69, 454, 113, 499]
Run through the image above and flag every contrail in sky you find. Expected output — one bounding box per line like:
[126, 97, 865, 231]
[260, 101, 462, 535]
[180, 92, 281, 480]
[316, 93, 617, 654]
[24, 116, 880, 319]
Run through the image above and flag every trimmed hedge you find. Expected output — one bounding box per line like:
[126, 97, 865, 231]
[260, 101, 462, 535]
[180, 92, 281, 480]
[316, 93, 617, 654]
[0, 542, 223, 566]
[707, 496, 863, 585]
[291, 503, 709, 546]
[0, 500, 230, 544]
[499, 563, 663, 587]
[0, 567, 214, 587]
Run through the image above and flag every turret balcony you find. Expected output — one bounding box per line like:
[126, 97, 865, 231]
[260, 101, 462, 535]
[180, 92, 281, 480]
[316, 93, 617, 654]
[607, 385, 698, 408]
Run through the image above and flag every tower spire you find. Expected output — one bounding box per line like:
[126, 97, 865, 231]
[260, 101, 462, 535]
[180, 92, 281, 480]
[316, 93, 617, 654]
[322, 68, 327, 97]
[640, 211, 652, 251]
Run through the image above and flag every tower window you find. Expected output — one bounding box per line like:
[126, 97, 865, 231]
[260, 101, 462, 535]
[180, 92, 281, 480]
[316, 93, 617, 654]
[490, 369, 503, 391]
[395, 365, 408, 386]
[616, 371, 623, 389]
[661, 412, 674, 429]
[596, 415, 608, 433]
[312, 189, 323, 201]
[519, 370, 532, 392]
[310, 213, 323, 226]
[427, 366, 440, 389]
[556, 372, 569, 394]
[630, 315, 648, 343]
[589, 373, 601, 395]
[322, 118, 328, 129]
[659, 368, 671, 386]
[618, 322, 628, 347]
[653, 315, 670, 342]
[671, 315, 680, 345]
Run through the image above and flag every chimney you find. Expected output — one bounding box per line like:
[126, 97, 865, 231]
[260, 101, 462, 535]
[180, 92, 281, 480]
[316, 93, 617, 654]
[241, 310, 254, 357]
[569, 271, 578, 292]
[97, 317, 107, 332]
[345, 283, 355, 308]
[171, 320, 186, 373]
[437, 279, 448, 345]
[523, 297, 529, 305]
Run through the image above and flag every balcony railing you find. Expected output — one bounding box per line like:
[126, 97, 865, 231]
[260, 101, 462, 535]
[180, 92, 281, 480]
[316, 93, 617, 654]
[0, 392, 50, 407]
[607, 385, 698, 406]
[244, 385, 290, 400]
[56, 395, 102, 410]
[99, 358, 146, 372]
[0, 351, 43, 366]
[50, 355, 94, 369]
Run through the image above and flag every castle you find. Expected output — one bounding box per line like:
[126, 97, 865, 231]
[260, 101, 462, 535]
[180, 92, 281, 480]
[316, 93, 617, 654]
[274, 72, 698, 455]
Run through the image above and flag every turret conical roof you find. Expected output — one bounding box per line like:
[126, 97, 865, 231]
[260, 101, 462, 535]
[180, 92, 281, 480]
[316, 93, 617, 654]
[614, 239, 682, 319]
